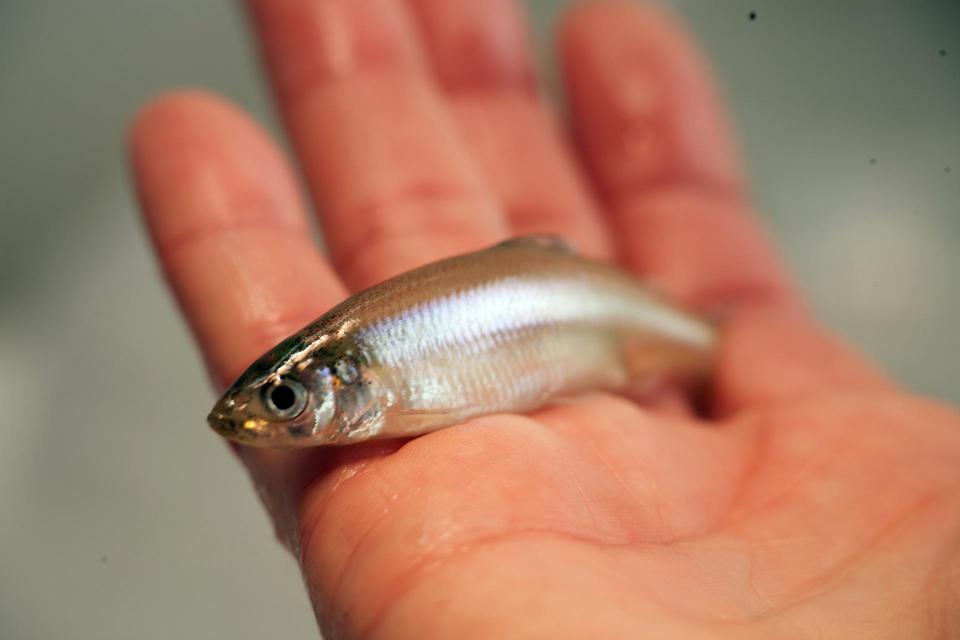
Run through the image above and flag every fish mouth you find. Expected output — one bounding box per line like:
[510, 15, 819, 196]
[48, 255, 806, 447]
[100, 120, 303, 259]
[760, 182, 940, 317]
[207, 409, 241, 438]
[207, 403, 274, 445]
[207, 392, 242, 440]
[207, 394, 247, 440]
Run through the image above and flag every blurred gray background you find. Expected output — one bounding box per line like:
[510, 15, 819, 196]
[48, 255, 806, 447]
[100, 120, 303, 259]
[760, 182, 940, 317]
[0, 1, 957, 638]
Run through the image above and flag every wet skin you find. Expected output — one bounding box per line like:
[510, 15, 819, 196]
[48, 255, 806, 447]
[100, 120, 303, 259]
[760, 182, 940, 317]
[130, 1, 960, 638]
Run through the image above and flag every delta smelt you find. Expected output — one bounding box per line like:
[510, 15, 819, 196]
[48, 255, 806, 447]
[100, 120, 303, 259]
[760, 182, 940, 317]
[207, 236, 716, 448]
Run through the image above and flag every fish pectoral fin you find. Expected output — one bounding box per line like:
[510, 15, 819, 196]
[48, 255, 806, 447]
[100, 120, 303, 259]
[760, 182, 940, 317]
[493, 234, 577, 255]
[394, 408, 468, 436]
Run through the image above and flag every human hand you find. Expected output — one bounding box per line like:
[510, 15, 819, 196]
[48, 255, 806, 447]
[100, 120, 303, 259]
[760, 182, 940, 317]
[130, 1, 960, 637]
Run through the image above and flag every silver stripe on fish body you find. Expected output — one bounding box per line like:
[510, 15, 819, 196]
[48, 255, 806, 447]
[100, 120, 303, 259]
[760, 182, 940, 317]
[207, 236, 716, 448]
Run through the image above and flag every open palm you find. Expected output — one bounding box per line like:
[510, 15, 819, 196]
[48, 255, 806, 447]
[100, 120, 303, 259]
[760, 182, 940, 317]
[130, 1, 960, 637]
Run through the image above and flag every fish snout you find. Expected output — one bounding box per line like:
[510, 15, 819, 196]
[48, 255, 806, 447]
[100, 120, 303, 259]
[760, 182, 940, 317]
[207, 396, 242, 437]
[207, 410, 239, 437]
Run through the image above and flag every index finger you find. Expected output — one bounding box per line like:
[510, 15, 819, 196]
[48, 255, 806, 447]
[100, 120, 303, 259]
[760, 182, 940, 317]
[130, 92, 346, 388]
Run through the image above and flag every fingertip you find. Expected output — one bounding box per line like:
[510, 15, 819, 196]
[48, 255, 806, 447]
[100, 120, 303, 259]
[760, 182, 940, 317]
[129, 89, 236, 158]
[129, 88, 254, 193]
[129, 89, 305, 248]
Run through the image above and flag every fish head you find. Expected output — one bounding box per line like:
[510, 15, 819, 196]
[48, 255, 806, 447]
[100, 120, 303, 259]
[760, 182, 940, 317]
[207, 333, 388, 447]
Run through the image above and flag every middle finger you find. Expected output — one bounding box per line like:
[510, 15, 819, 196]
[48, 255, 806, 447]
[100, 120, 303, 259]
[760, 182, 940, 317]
[407, 0, 612, 258]
[247, 0, 508, 290]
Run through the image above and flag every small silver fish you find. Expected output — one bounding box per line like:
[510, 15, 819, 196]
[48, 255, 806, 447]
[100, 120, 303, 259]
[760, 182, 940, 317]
[208, 236, 715, 448]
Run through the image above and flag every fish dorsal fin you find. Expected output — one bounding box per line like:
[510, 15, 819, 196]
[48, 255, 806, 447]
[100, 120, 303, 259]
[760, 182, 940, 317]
[493, 234, 577, 254]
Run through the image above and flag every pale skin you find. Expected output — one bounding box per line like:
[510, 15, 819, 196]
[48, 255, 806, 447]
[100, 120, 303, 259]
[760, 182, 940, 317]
[129, 1, 960, 637]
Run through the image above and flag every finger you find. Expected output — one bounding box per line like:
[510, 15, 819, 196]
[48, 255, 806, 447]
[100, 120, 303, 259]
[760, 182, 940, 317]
[131, 90, 367, 565]
[561, 1, 794, 310]
[247, 0, 508, 290]
[560, 2, 888, 409]
[407, 0, 612, 257]
[130, 91, 346, 389]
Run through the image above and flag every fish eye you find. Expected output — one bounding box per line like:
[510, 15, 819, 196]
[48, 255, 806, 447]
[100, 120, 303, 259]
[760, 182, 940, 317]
[262, 378, 307, 419]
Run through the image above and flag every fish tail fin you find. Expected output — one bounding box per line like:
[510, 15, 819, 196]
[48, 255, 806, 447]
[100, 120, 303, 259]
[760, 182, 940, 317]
[621, 332, 715, 396]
